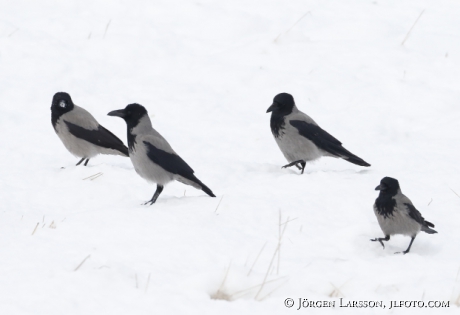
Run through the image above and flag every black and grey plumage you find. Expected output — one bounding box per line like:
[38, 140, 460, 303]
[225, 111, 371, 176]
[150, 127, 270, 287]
[108, 103, 215, 204]
[51, 92, 129, 166]
[266, 93, 370, 174]
[371, 177, 437, 254]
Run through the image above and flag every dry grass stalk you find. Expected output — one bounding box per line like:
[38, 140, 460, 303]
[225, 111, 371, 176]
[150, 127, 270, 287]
[145, 273, 151, 293]
[274, 11, 311, 42]
[31, 223, 39, 235]
[401, 10, 425, 46]
[103, 19, 111, 39]
[82, 172, 103, 181]
[254, 214, 290, 300]
[247, 241, 267, 276]
[214, 195, 224, 213]
[450, 188, 460, 198]
[210, 264, 232, 301]
[74, 255, 91, 271]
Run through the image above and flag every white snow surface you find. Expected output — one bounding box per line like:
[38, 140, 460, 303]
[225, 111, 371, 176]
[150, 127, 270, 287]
[1, 0, 460, 314]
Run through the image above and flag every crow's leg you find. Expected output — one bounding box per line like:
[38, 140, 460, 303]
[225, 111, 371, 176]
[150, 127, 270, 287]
[76, 158, 86, 166]
[300, 161, 306, 174]
[370, 235, 390, 249]
[282, 160, 305, 169]
[144, 185, 164, 205]
[84, 159, 90, 166]
[395, 236, 416, 255]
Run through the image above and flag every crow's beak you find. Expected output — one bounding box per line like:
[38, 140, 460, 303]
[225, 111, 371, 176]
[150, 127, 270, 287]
[266, 103, 277, 113]
[108, 109, 125, 118]
[375, 183, 387, 191]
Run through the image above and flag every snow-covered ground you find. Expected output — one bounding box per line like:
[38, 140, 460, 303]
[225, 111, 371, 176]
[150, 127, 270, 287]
[1, 0, 459, 314]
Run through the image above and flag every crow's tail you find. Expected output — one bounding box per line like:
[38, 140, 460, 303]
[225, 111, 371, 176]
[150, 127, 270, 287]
[335, 146, 371, 167]
[179, 173, 216, 197]
[422, 220, 437, 234]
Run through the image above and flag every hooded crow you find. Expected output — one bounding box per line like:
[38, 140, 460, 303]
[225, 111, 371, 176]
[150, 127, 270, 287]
[108, 103, 215, 204]
[266, 93, 370, 174]
[371, 177, 437, 254]
[51, 92, 129, 166]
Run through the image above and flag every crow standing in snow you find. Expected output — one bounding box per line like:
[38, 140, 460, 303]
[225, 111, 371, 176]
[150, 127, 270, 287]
[108, 104, 215, 204]
[266, 93, 370, 174]
[51, 92, 129, 166]
[371, 177, 437, 254]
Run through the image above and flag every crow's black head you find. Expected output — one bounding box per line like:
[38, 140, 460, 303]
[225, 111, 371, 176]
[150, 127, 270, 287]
[266, 93, 296, 138]
[266, 93, 295, 115]
[108, 103, 148, 129]
[51, 92, 75, 128]
[374, 177, 400, 218]
[375, 177, 400, 196]
[108, 103, 149, 152]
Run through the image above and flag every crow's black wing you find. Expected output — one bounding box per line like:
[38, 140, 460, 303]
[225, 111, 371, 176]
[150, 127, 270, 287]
[143, 141, 215, 197]
[143, 141, 194, 175]
[290, 120, 370, 167]
[290, 120, 342, 150]
[64, 121, 129, 156]
[404, 203, 424, 225]
[404, 203, 435, 228]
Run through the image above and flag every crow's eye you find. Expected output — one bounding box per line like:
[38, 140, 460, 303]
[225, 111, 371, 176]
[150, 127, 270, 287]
[59, 100, 66, 108]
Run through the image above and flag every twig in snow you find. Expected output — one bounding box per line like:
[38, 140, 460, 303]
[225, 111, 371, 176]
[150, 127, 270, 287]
[88, 32, 92, 39]
[74, 255, 91, 271]
[401, 10, 425, 46]
[211, 264, 232, 300]
[450, 188, 460, 198]
[329, 282, 345, 297]
[451, 266, 460, 306]
[276, 214, 297, 275]
[135, 274, 138, 289]
[259, 279, 289, 301]
[91, 173, 103, 181]
[82, 172, 103, 181]
[230, 276, 288, 300]
[219, 264, 231, 291]
[247, 241, 267, 276]
[274, 11, 311, 42]
[214, 195, 224, 213]
[255, 215, 289, 299]
[145, 273, 151, 293]
[277, 210, 281, 275]
[31, 223, 39, 235]
[103, 19, 111, 39]
[451, 266, 460, 290]
[42, 215, 45, 223]
[280, 217, 298, 226]
[244, 254, 250, 267]
[428, 198, 433, 206]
